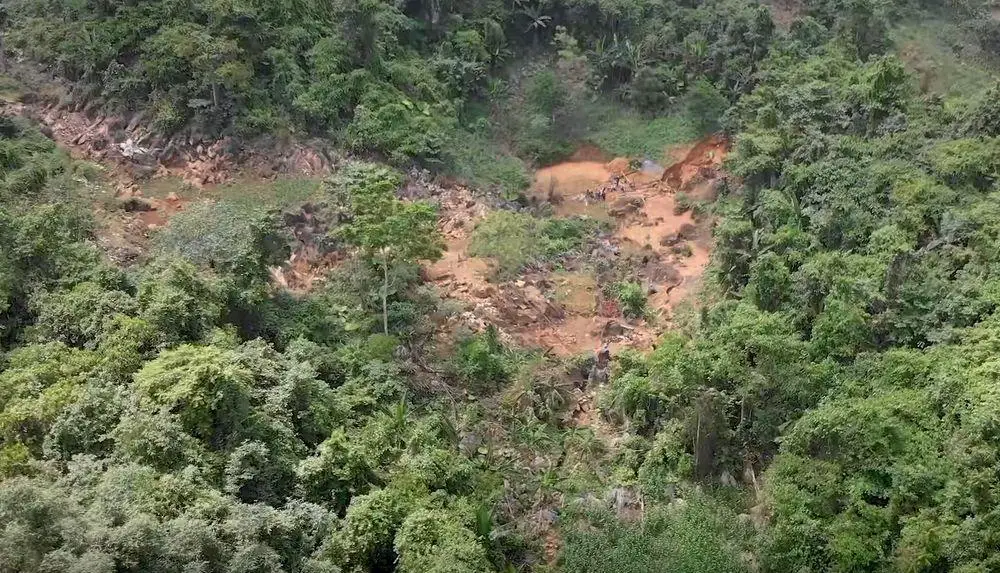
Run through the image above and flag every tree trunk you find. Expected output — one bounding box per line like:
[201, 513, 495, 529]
[381, 254, 389, 335]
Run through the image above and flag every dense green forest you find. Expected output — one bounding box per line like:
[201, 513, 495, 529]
[5, 0, 1000, 571]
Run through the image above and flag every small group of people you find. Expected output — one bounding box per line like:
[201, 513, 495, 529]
[583, 173, 631, 204]
[610, 173, 630, 191]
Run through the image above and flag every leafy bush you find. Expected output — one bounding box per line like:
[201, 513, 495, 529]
[29, 282, 138, 349]
[683, 79, 730, 133]
[394, 508, 492, 573]
[153, 201, 290, 282]
[613, 281, 647, 319]
[454, 327, 509, 387]
[561, 496, 752, 573]
[444, 130, 531, 201]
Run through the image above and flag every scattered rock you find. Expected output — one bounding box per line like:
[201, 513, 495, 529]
[659, 265, 684, 292]
[608, 196, 644, 217]
[427, 268, 455, 281]
[533, 508, 559, 531]
[660, 233, 683, 247]
[601, 320, 626, 338]
[670, 242, 693, 257]
[126, 112, 145, 133]
[119, 138, 149, 158]
[542, 300, 565, 320]
[677, 223, 698, 240]
[607, 487, 639, 517]
[119, 197, 154, 212]
[748, 502, 769, 530]
[605, 157, 630, 175]
[458, 433, 482, 458]
[720, 470, 738, 487]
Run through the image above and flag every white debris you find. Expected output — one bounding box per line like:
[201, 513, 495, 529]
[118, 138, 149, 158]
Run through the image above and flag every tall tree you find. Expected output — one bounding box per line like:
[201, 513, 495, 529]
[332, 163, 443, 334]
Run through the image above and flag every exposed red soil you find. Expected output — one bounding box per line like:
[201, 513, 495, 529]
[3, 98, 336, 284]
[6, 87, 727, 358]
[428, 135, 728, 358]
[6, 99, 330, 189]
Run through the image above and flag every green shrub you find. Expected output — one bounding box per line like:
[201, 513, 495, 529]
[454, 326, 509, 386]
[683, 78, 730, 133]
[444, 130, 531, 200]
[925, 137, 1000, 189]
[346, 96, 457, 165]
[152, 201, 290, 282]
[613, 281, 647, 319]
[561, 495, 751, 573]
[525, 71, 567, 119]
[151, 99, 186, 134]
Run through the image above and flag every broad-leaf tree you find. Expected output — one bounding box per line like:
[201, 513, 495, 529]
[331, 163, 443, 334]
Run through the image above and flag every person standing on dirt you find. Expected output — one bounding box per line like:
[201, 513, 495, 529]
[587, 343, 612, 387]
[611, 172, 631, 193]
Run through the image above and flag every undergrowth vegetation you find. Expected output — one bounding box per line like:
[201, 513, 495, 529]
[469, 211, 599, 278]
[7, 0, 1000, 572]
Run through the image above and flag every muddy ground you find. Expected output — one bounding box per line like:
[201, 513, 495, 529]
[428, 135, 726, 359]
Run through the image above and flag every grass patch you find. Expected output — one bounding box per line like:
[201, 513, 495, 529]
[487, 63, 711, 168]
[551, 270, 598, 314]
[212, 176, 324, 209]
[151, 200, 288, 273]
[140, 176, 194, 200]
[581, 100, 703, 161]
[445, 129, 531, 201]
[138, 175, 324, 210]
[468, 211, 598, 278]
[0, 75, 24, 103]
[561, 494, 752, 573]
[611, 281, 647, 319]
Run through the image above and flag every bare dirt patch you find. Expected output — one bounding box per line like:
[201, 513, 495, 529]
[428, 135, 727, 358]
[762, 0, 804, 30]
[552, 270, 598, 315]
[2, 95, 339, 288]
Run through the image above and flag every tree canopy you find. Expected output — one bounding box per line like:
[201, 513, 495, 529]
[6, 0, 1000, 571]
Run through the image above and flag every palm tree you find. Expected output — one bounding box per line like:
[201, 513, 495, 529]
[517, 1, 552, 47]
[381, 394, 409, 446]
[682, 33, 709, 75]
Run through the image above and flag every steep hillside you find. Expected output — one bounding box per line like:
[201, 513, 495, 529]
[6, 1, 1000, 572]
